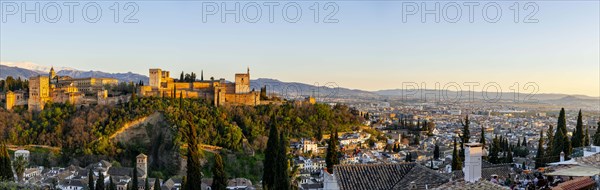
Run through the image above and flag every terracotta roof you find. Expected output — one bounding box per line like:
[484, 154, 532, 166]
[551, 177, 596, 190]
[334, 163, 449, 190]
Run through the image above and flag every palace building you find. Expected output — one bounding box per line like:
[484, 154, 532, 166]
[24, 67, 120, 111]
[138, 68, 261, 106]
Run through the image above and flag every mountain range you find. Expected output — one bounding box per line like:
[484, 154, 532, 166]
[1, 62, 598, 106]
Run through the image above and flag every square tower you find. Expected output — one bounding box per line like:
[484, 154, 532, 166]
[149, 69, 163, 88]
[463, 143, 483, 182]
[235, 68, 250, 94]
[28, 76, 50, 111]
[136, 153, 148, 178]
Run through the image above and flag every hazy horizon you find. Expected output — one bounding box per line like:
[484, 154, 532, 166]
[1, 1, 598, 96]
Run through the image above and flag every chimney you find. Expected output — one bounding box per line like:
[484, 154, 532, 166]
[463, 143, 483, 183]
[560, 151, 565, 162]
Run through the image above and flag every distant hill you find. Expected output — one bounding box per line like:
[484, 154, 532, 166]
[0, 64, 149, 84]
[57, 70, 149, 84]
[250, 78, 380, 100]
[0, 65, 42, 80]
[2, 63, 597, 106]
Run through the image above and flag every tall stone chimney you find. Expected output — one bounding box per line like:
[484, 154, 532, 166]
[463, 143, 483, 183]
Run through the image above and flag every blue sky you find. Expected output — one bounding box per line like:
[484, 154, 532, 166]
[1, 1, 599, 96]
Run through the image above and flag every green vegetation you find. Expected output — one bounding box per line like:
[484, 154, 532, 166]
[571, 110, 584, 148]
[535, 130, 545, 168]
[0, 143, 14, 181]
[551, 108, 571, 162]
[211, 154, 228, 190]
[325, 128, 339, 173]
[0, 77, 29, 92]
[451, 138, 461, 171]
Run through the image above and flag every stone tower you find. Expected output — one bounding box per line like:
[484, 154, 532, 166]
[5, 91, 15, 110]
[28, 76, 50, 111]
[235, 68, 250, 94]
[463, 143, 483, 182]
[136, 153, 148, 178]
[49, 67, 56, 82]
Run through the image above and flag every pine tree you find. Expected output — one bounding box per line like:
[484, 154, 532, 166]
[451, 138, 462, 171]
[154, 177, 161, 190]
[433, 144, 440, 160]
[571, 109, 584, 148]
[326, 128, 339, 173]
[535, 130, 545, 168]
[211, 154, 228, 190]
[274, 131, 291, 190]
[185, 118, 203, 190]
[96, 172, 105, 190]
[0, 143, 14, 181]
[263, 119, 279, 190]
[552, 108, 572, 162]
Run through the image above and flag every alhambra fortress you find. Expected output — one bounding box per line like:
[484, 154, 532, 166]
[2, 67, 275, 111]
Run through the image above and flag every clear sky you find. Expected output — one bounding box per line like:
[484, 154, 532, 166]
[1, 1, 599, 96]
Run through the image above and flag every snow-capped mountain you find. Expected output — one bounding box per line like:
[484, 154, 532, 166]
[1, 61, 77, 73]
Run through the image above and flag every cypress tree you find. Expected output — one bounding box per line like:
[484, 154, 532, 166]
[506, 146, 513, 163]
[88, 168, 95, 190]
[0, 143, 14, 181]
[180, 72, 184, 82]
[96, 172, 105, 190]
[185, 119, 203, 190]
[433, 144, 440, 160]
[479, 127, 486, 147]
[517, 139, 521, 147]
[211, 154, 228, 190]
[263, 118, 279, 190]
[552, 108, 571, 161]
[274, 131, 291, 190]
[132, 164, 139, 190]
[535, 130, 545, 168]
[489, 136, 500, 164]
[522, 136, 527, 147]
[546, 125, 554, 156]
[326, 128, 339, 173]
[451, 138, 462, 171]
[571, 109, 584, 148]
[584, 126, 590, 146]
[154, 177, 161, 190]
[459, 115, 470, 160]
[593, 122, 600, 146]
[145, 177, 150, 190]
[109, 176, 117, 190]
